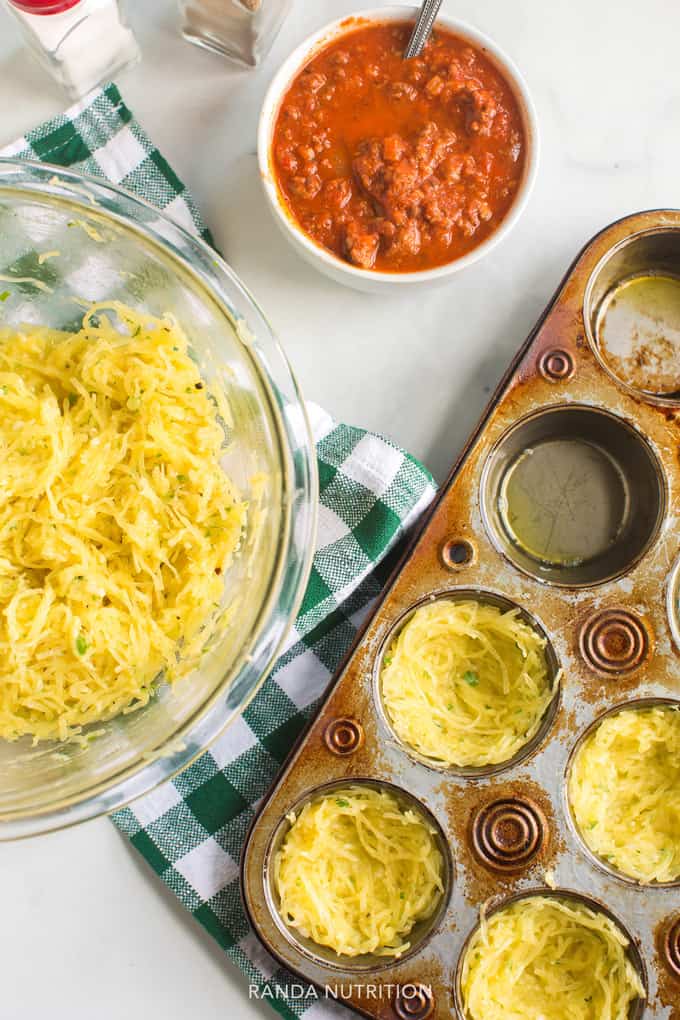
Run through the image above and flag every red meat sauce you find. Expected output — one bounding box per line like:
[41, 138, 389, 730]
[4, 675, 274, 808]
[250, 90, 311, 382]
[271, 20, 526, 273]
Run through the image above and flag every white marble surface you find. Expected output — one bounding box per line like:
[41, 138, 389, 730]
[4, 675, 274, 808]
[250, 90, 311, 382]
[0, 0, 676, 1016]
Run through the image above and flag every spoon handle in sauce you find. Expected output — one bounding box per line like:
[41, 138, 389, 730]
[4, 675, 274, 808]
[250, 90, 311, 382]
[404, 0, 445, 59]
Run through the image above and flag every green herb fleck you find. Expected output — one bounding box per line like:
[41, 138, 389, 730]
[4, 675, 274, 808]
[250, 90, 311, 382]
[76, 635, 88, 655]
[0, 290, 10, 302]
[384, 656, 393, 666]
[177, 474, 188, 483]
[335, 798, 349, 808]
[68, 393, 78, 406]
[463, 670, 480, 686]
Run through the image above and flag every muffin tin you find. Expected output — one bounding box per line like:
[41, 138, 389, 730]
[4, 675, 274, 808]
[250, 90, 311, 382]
[242, 210, 680, 1019]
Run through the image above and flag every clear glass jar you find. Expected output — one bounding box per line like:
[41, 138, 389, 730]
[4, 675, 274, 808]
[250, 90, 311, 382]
[178, 0, 293, 68]
[4, 0, 139, 100]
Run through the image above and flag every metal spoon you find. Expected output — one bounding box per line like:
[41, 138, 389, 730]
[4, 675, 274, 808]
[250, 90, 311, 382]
[404, 0, 444, 59]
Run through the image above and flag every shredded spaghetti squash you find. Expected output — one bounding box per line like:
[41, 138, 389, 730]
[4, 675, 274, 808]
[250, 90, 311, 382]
[380, 599, 555, 768]
[273, 785, 445, 957]
[0, 303, 247, 742]
[460, 895, 645, 1020]
[569, 705, 680, 883]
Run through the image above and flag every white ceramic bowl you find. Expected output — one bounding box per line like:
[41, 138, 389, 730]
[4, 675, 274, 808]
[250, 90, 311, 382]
[258, 5, 540, 294]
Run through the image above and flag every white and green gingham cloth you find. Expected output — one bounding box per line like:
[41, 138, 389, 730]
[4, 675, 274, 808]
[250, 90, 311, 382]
[3, 85, 436, 1019]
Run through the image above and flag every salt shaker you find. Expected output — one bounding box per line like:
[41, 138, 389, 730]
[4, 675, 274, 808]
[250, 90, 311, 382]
[178, 0, 293, 68]
[3, 0, 139, 100]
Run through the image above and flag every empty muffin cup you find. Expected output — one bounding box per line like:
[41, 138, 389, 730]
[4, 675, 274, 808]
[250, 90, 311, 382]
[481, 404, 665, 586]
[585, 227, 680, 401]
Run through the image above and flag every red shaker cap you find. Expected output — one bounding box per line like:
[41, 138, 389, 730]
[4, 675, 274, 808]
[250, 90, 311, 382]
[9, 0, 81, 13]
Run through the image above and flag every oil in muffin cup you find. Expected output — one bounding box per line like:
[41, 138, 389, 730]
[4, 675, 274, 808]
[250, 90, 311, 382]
[373, 589, 561, 778]
[564, 697, 680, 888]
[480, 404, 666, 587]
[262, 778, 454, 973]
[584, 227, 680, 403]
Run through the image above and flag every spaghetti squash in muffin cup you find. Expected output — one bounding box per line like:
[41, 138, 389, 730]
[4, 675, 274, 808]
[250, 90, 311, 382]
[377, 593, 560, 773]
[270, 781, 450, 964]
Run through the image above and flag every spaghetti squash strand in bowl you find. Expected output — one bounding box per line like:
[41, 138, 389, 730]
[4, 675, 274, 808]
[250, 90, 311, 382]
[568, 704, 680, 883]
[273, 785, 446, 959]
[0, 303, 247, 742]
[459, 895, 645, 1020]
[380, 598, 557, 768]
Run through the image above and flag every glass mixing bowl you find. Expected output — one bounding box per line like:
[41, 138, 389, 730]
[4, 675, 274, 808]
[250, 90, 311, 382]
[0, 160, 317, 839]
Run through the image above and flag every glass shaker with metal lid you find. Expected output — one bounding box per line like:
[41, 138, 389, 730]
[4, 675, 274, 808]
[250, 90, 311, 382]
[2, 0, 139, 98]
[178, 0, 293, 67]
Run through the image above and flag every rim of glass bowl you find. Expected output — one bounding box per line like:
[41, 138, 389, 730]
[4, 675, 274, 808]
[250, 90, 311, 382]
[0, 159, 318, 839]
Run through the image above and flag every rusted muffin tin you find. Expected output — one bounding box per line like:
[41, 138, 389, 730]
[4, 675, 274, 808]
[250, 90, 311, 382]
[242, 211, 680, 1019]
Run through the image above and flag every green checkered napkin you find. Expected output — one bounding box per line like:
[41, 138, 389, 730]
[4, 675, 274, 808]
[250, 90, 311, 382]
[3, 85, 436, 1019]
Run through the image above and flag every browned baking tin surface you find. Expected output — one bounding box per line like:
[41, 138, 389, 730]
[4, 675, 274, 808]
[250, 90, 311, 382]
[242, 211, 680, 1018]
